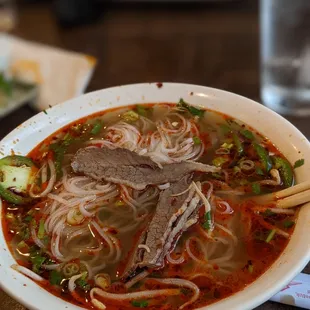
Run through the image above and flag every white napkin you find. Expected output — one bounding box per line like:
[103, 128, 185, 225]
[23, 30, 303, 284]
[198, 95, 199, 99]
[0, 33, 97, 111]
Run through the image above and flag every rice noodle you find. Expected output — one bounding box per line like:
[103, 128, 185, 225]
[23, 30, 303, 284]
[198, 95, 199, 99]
[29, 160, 56, 198]
[68, 273, 84, 292]
[152, 278, 200, 309]
[90, 287, 180, 303]
[124, 270, 150, 289]
[11, 264, 45, 282]
[166, 252, 185, 264]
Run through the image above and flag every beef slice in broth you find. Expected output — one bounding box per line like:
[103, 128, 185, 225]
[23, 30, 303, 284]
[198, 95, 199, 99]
[71, 147, 219, 190]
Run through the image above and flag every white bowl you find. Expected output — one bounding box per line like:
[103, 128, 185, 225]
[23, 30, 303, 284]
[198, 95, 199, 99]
[0, 83, 309, 310]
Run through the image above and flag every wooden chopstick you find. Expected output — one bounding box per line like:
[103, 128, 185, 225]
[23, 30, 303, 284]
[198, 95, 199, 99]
[251, 180, 310, 208]
[276, 188, 310, 209]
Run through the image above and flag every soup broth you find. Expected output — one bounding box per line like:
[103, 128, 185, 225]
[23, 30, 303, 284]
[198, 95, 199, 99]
[1, 102, 299, 310]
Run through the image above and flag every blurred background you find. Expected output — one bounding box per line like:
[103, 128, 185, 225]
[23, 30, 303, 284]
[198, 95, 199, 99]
[0, 0, 310, 309]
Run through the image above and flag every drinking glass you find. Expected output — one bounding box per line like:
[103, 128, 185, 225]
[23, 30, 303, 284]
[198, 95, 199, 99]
[260, 0, 310, 116]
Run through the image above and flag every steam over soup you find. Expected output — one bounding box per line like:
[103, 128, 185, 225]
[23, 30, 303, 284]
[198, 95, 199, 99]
[1, 101, 300, 310]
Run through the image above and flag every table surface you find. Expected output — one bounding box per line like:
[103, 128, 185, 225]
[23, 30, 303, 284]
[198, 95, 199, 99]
[0, 1, 309, 309]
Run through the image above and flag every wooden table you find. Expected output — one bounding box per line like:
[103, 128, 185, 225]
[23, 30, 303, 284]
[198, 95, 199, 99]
[0, 1, 309, 309]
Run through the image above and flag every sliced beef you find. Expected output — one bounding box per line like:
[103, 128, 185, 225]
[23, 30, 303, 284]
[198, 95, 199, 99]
[71, 147, 218, 190]
[122, 175, 202, 280]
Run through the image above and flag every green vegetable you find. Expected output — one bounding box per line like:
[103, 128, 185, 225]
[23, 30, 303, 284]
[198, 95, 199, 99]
[24, 215, 33, 222]
[131, 300, 148, 308]
[253, 143, 272, 172]
[0, 155, 36, 204]
[63, 262, 80, 277]
[283, 220, 295, 229]
[49, 144, 66, 179]
[19, 226, 30, 240]
[49, 270, 62, 286]
[220, 124, 231, 134]
[31, 255, 46, 274]
[192, 136, 201, 145]
[38, 219, 45, 239]
[122, 110, 139, 122]
[212, 157, 228, 167]
[263, 209, 275, 217]
[178, 98, 204, 117]
[202, 211, 212, 231]
[91, 120, 103, 135]
[76, 272, 90, 291]
[251, 183, 261, 194]
[266, 229, 276, 243]
[240, 129, 254, 140]
[272, 156, 294, 187]
[43, 110, 47, 115]
[233, 133, 243, 155]
[255, 166, 264, 176]
[135, 105, 147, 116]
[0, 73, 13, 96]
[294, 159, 304, 169]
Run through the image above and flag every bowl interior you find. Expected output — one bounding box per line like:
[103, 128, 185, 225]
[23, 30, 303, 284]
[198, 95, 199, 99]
[0, 83, 309, 310]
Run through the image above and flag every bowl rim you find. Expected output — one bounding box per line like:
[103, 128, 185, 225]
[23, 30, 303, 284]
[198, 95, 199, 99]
[0, 82, 309, 310]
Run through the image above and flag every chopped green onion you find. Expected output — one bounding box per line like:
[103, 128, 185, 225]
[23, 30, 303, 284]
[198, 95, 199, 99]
[131, 300, 148, 308]
[17, 240, 29, 250]
[212, 157, 228, 167]
[283, 220, 295, 229]
[203, 211, 212, 231]
[49, 270, 62, 286]
[91, 120, 103, 135]
[248, 264, 254, 273]
[253, 143, 272, 172]
[294, 159, 304, 169]
[265, 229, 276, 243]
[221, 142, 234, 149]
[38, 219, 45, 239]
[192, 136, 201, 145]
[233, 166, 241, 174]
[178, 98, 204, 117]
[255, 167, 264, 176]
[135, 105, 147, 116]
[251, 183, 261, 194]
[31, 255, 46, 274]
[122, 110, 139, 122]
[240, 129, 254, 140]
[272, 156, 294, 187]
[233, 133, 243, 155]
[115, 200, 125, 207]
[76, 277, 91, 291]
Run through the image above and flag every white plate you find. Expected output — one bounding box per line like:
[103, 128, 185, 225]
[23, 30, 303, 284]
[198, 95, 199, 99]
[0, 83, 309, 310]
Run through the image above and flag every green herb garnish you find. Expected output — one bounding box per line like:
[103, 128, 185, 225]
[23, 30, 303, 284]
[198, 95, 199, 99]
[233, 133, 243, 155]
[24, 215, 33, 222]
[272, 156, 294, 187]
[255, 167, 264, 176]
[122, 110, 139, 122]
[202, 211, 212, 231]
[220, 124, 231, 134]
[294, 159, 304, 169]
[253, 143, 272, 172]
[178, 98, 204, 117]
[251, 183, 261, 194]
[38, 219, 45, 239]
[135, 105, 147, 116]
[49, 270, 62, 286]
[263, 209, 275, 217]
[91, 120, 103, 135]
[31, 255, 46, 274]
[192, 136, 201, 145]
[283, 220, 295, 229]
[131, 300, 148, 308]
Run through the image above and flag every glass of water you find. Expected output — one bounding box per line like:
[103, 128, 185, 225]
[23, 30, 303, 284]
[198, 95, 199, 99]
[260, 0, 310, 116]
